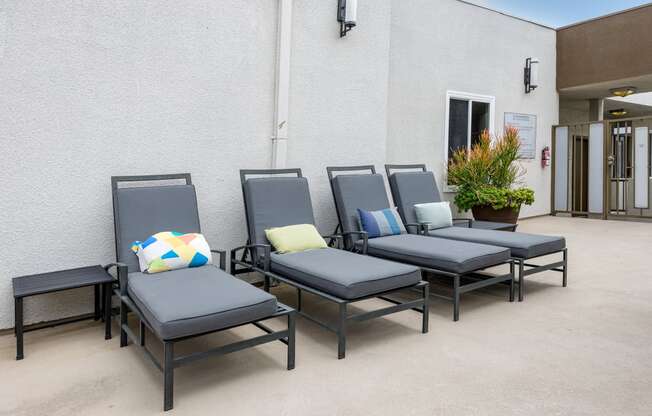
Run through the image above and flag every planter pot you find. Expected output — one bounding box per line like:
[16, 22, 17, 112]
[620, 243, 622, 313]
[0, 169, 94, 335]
[471, 205, 520, 224]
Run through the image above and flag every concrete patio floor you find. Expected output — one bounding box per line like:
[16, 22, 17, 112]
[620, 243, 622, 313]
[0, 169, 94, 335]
[1, 216, 651, 415]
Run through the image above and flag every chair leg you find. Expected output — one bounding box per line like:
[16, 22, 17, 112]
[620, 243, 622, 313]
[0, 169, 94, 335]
[509, 261, 515, 302]
[453, 275, 460, 322]
[15, 297, 24, 360]
[421, 283, 429, 333]
[263, 275, 270, 292]
[287, 312, 296, 370]
[104, 282, 112, 340]
[562, 249, 568, 287]
[94, 284, 100, 321]
[297, 288, 302, 312]
[518, 260, 525, 302]
[120, 299, 128, 347]
[164, 342, 174, 411]
[139, 320, 146, 346]
[337, 303, 347, 359]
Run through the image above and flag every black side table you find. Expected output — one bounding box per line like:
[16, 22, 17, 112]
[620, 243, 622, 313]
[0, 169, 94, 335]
[13, 265, 114, 360]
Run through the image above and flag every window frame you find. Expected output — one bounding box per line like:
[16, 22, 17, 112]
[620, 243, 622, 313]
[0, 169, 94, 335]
[443, 90, 496, 192]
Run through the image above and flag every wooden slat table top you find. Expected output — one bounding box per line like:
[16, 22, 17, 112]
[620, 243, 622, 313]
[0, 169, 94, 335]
[13, 265, 114, 298]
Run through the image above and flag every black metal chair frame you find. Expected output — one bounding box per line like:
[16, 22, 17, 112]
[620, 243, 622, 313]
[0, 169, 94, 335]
[326, 165, 516, 321]
[110, 173, 295, 411]
[232, 168, 429, 360]
[384, 164, 568, 302]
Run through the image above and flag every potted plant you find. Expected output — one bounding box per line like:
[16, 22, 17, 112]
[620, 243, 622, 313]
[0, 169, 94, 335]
[447, 127, 534, 224]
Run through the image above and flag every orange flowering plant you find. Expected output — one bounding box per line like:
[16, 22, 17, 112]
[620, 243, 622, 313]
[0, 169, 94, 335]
[448, 127, 534, 211]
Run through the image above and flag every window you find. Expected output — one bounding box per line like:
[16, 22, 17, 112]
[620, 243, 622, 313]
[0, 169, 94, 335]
[444, 91, 495, 185]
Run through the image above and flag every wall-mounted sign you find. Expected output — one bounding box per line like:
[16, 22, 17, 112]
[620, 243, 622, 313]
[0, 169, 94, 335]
[504, 112, 537, 159]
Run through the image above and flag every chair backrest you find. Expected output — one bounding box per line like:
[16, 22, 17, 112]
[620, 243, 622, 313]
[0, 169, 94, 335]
[385, 165, 443, 226]
[111, 174, 201, 273]
[240, 169, 316, 250]
[327, 166, 392, 236]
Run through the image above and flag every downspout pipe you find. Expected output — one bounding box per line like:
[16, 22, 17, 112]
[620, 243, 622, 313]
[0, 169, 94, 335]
[271, 0, 292, 169]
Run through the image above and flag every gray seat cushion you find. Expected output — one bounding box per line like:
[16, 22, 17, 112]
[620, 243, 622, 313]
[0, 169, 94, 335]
[330, 173, 396, 248]
[270, 248, 421, 300]
[387, 171, 517, 233]
[128, 265, 277, 340]
[459, 220, 516, 231]
[360, 234, 511, 274]
[115, 184, 201, 273]
[243, 177, 316, 246]
[429, 227, 565, 259]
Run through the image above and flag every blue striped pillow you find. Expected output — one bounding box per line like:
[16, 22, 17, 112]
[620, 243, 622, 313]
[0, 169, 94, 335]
[357, 208, 407, 238]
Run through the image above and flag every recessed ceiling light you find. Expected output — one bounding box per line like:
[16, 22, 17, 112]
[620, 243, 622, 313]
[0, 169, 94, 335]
[609, 108, 628, 117]
[610, 87, 637, 97]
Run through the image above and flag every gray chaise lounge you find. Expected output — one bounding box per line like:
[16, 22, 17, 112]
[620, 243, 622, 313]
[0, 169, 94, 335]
[326, 166, 515, 321]
[385, 164, 568, 301]
[231, 169, 429, 359]
[109, 174, 295, 411]
[387, 165, 517, 232]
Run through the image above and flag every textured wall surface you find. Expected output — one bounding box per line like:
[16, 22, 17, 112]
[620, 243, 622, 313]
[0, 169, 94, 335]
[0, 1, 279, 329]
[386, 0, 558, 217]
[0, 0, 556, 329]
[287, 0, 392, 232]
[0, 0, 392, 329]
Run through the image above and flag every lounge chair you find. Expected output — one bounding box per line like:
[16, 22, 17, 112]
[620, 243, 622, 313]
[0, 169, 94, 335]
[231, 168, 429, 359]
[109, 174, 295, 411]
[387, 164, 517, 232]
[327, 165, 515, 321]
[385, 164, 568, 302]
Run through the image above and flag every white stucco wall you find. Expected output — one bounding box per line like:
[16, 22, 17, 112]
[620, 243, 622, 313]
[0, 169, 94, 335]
[386, 0, 559, 218]
[287, 0, 392, 234]
[0, 0, 555, 330]
[0, 1, 392, 329]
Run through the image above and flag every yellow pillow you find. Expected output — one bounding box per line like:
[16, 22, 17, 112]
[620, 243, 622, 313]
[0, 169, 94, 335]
[264, 224, 328, 254]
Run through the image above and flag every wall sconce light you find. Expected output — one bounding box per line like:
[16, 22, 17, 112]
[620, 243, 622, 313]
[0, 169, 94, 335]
[609, 108, 628, 117]
[337, 0, 357, 37]
[610, 87, 637, 98]
[524, 57, 539, 93]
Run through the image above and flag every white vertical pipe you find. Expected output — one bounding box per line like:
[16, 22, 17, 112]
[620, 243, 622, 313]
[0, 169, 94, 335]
[271, 0, 292, 169]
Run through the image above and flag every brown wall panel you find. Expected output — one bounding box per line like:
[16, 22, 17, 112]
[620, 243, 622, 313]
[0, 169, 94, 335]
[557, 5, 652, 90]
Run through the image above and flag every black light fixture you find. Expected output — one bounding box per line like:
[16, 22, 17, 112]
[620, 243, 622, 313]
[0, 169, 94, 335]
[524, 57, 539, 93]
[609, 108, 628, 117]
[337, 0, 357, 37]
[609, 87, 637, 98]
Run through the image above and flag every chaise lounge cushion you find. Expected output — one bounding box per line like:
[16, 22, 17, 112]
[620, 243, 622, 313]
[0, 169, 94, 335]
[456, 220, 516, 231]
[127, 265, 277, 340]
[388, 171, 515, 232]
[428, 227, 565, 259]
[359, 234, 511, 274]
[270, 248, 421, 300]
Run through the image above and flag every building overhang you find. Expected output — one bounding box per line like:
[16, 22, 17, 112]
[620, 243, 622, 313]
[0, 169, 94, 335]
[556, 4, 652, 96]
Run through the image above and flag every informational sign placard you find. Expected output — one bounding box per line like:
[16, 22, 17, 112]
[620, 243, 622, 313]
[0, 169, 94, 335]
[504, 112, 537, 159]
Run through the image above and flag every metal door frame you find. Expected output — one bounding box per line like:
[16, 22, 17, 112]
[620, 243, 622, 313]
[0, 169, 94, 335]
[552, 115, 652, 222]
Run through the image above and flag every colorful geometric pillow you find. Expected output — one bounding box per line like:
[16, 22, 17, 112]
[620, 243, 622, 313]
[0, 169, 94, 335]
[131, 231, 212, 274]
[357, 208, 407, 238]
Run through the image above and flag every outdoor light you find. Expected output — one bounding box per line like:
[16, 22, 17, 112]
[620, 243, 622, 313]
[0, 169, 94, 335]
[610, 87, 637, 97]
[524, 57, 539, 93]
[609, 108, 628, 117]
[337, 0, 357, 37]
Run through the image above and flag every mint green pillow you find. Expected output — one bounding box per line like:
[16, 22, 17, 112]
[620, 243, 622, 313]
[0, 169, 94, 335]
[414, 202, 453, 230]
